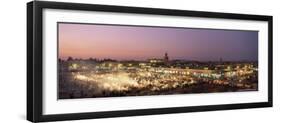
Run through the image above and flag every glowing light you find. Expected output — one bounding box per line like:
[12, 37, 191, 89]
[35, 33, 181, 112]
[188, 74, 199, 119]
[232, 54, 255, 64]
[69, 63, 78, 70]
[74, 72, 139, 91]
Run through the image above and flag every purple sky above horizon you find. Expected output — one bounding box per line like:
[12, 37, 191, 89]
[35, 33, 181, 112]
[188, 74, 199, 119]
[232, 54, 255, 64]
[58, 23, 258, 61]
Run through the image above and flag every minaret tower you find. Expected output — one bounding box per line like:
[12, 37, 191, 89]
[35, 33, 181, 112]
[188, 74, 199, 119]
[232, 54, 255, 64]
[164, 52, 169, 64]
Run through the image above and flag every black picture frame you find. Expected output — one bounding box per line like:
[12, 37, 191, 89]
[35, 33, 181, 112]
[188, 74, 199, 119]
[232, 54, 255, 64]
[27, 1, 273, 122]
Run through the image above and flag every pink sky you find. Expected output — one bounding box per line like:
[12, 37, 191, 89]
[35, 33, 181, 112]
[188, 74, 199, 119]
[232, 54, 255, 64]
[58, 23, 258, 61]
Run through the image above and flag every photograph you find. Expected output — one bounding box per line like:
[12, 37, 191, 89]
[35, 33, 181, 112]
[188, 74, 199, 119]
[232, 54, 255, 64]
[26, 1, 273, 122]
[58, 22, 259, 99]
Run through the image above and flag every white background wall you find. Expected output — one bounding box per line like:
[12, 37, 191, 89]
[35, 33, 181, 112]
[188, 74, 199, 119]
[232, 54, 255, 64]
[0, 0, 280, 122]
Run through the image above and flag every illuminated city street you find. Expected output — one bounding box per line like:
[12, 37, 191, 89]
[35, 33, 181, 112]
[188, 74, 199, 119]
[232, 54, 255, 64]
[58, 55, 258, 99]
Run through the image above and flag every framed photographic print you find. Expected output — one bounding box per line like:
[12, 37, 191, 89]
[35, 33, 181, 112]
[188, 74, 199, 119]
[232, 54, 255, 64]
[27, 1, 273, 122]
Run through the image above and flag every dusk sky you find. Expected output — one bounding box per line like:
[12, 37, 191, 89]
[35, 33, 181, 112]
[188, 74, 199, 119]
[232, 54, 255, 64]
[58, 23, 258, 61]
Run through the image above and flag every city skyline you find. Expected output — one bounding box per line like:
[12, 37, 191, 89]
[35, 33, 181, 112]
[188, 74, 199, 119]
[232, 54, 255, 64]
[58, 23, 258, 61]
